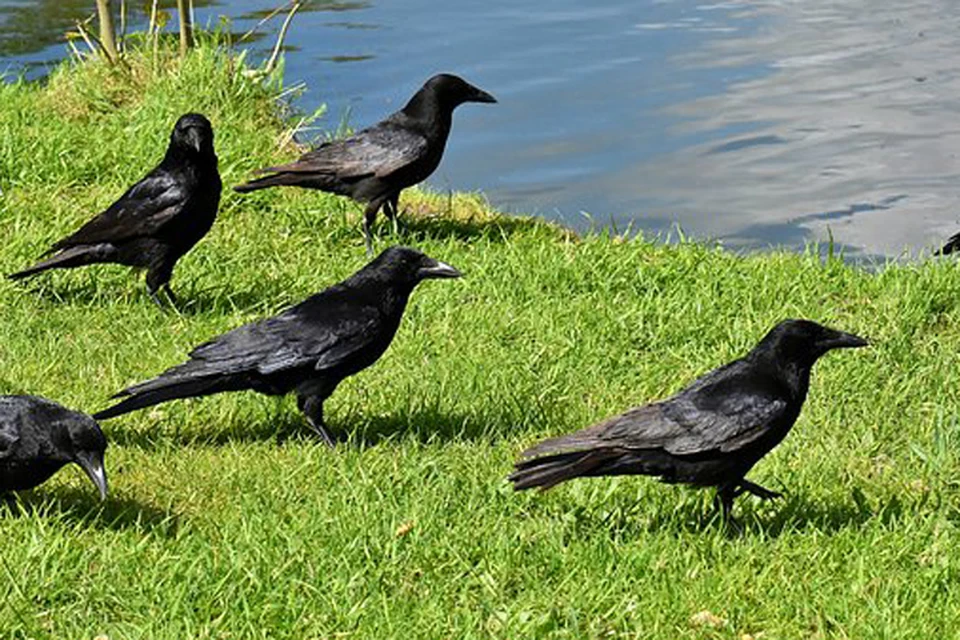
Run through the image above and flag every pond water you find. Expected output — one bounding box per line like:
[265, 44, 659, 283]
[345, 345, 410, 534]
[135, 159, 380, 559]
[3, 0, 960, 259]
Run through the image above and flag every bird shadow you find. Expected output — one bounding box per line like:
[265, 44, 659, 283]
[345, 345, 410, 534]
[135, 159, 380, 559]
[10, 276, 289, 317]
[392, 210, 573, 244]
[101, 411, 294, 450]
[549, 486, 897, 540]
[2, 487, 179, 536]
[10, 278, 125, 307]
[167, 283, 291, 317]
[102, 403, 517, 450]
[334, 404, 521, 448]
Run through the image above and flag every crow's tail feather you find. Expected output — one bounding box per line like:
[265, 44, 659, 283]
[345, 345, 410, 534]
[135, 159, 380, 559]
[937, 232, 960, 256]
[233, 173, 295, 193]
[509, 449, 619, 491]
[93, 374, 230, 420]
[8, 245, 114, 280]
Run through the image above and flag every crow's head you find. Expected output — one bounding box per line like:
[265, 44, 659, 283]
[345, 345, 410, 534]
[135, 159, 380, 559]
[368, 246, 462, 286]
[58, 412, 109, 501]
[13, 396, 109, 500]
[756, 319, 868, 368]
[171, 112, 216, 156]
[421, 73, 497, 110]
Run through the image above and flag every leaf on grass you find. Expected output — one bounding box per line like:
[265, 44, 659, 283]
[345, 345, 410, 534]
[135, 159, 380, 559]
[395, 520, 415, 538]
[689, 610, 726, 628]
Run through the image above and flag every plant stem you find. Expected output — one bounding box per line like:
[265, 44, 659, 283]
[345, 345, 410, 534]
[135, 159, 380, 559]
[95, 0, 119, 63]
[176, 0, 193, 57]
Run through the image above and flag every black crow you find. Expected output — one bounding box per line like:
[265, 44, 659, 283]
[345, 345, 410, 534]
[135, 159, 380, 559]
[94, 246, 461, 444]
[937, 232, 960, 255]
[1, 395, 108, 499]
[234, 73, 497, 254]
[9, 113, 221, 305]
[509, 320, 867, 517]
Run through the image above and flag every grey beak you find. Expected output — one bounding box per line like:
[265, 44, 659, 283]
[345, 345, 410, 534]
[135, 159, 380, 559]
[419, 260, 462, 279]
[470, 88, 497, 104]
[185, 127, 204, 153]
[827, 330, 869, 350]
[76, 452, 108, 501]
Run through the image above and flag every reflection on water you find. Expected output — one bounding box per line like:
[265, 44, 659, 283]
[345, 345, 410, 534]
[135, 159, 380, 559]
[0, 0, 217, 59]
[619, 0, 960, 257]
[2, 0, 960, 258]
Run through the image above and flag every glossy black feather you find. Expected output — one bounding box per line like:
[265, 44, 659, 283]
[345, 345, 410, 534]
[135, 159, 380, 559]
[234, 74, 495, 252]
[94, 247, 461, 443]
[937, 231, 960, 256]
[8, 113, 221, 303]
[0, 395, 108, 499]
[509, 319, 868, 516]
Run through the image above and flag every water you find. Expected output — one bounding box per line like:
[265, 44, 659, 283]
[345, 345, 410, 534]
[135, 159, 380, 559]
[2, 0, 960, 259]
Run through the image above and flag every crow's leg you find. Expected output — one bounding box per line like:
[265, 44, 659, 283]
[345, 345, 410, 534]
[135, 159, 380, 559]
[362, 198, 386, 256]
[384, 192, 403, 235]
[162, 284, 179, 307]
[297, 394, 336, 447]
[146, 262, 176, 309]
[713, 485, 737, 520]
[738, 479, 783, 501]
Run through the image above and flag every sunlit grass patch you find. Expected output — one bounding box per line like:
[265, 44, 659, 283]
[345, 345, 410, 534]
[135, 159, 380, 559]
[1, 34, 960, 639]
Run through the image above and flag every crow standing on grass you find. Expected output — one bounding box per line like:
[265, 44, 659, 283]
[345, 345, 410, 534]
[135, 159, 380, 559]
[9, 113, 221, 306]
[0, 396, 108, 500]
[234, 74, 497, 255]
[94, 247, 461, 444]
[509, 320, 868, 518]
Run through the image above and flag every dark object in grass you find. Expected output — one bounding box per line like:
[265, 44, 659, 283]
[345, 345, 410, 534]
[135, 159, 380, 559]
[234, 73, 496, 255]
[936, 232, 960, 256]
[0, 395, 108, 500]
[8, 113, 221, 306]
[509, 319, 867, 519]
[94, 247, 461, 444]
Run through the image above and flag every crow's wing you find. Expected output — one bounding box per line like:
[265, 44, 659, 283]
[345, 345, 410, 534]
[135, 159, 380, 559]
[0, 417, 19, 460]
[124, 290, 387, 394]
[519, 360, 790, 460]
[191, 306, 383, 376]
[50, 169, 186, 251]
[262, 123, 428, 181]
[0, 396, 35, 460]
[601, 367, 790, 455]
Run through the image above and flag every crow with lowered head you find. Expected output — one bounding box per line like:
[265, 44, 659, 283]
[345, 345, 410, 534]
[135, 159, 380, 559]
[94, 247, 461, 444]
[234, 74, 496, 254]
[9, 113, 221, 306]
[509, 320, 868, 518]
[1, 395, 108, 500]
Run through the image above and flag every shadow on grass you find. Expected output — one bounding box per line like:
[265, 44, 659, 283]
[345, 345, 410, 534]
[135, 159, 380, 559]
[100, 408, 291, 450]
[529, 485, 899, 540]
[9, 278, 121, 307]
[3, 487, 179, 536]
[340, 405, 523, 447]
[171, 284, 291, 317]
[102, 400, 523, 450]
[11, 276, 289, 317]
[396, 212, 568, 244]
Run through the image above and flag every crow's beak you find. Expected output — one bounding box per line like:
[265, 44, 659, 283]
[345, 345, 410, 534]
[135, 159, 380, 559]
[824, 330, 869, 350]
[469, 87, 497, 104]
[76, 451, 108, 501]
[184, 127, 204, 153]
[419, 260, 462, 279]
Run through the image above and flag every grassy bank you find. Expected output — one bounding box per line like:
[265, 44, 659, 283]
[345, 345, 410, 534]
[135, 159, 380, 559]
[2, 41, 960, 639]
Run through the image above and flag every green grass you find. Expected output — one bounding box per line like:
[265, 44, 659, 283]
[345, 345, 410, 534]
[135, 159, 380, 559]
[2, 40, 960, 639]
